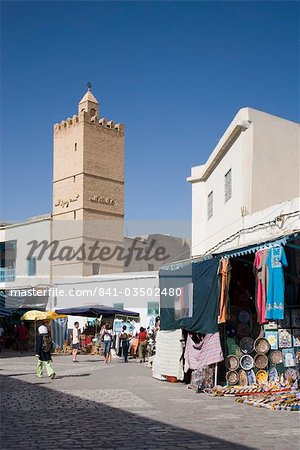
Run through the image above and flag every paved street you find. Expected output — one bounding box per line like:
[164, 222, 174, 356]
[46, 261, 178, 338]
[0, 353, 299, 450]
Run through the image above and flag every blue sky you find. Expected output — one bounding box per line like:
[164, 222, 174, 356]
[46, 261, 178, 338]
[1, 1, 299, 226]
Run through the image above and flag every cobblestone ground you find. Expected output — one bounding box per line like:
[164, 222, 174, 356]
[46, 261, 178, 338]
[0, 352, 299, 450]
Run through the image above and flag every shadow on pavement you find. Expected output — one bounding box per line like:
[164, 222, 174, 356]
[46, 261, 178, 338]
[1, 374, 253, 450]
[55, 373, 91, 379]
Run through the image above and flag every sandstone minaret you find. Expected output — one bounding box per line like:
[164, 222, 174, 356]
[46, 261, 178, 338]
[52, 84, 124, 277]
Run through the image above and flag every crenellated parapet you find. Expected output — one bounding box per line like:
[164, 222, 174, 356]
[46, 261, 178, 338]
[54, 113, 124, 135]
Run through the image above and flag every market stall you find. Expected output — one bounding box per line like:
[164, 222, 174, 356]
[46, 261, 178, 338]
[55, 304, 140, 356]
[156, 232, 300, 406]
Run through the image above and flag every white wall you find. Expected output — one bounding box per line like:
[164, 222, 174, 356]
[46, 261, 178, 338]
[0, 216, 51, 290]
[188, 108, 299, 256]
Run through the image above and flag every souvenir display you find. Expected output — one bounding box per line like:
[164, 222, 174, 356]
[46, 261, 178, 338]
[239, 337, 254, 354]
[296, 351, 300, 364]
[278, 329, 292, 348]
[256, 370, 268, 384]
[239, 369, 248, 386]
[225, 354, 239, 370]
[282, 348, 296, 367]
[240, 354, 254, 370]
[292, 329, 300, 347]
[264, 331, 278, 350]
[254, 337, 270, 354]
[236, 392, 300, 411]
[238, 310, 251, 323]
[270, 350, 283, 365]
[254, 353, 268, 369]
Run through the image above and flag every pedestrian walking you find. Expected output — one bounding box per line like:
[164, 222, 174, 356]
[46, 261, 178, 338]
[16, 322, 28, 353]
[35, 325, 55, 379]
[72, 321, 80, 362]
[138, 327, 148, 363]
[120, 325, 130, 363]
[101, 322, 113, 363]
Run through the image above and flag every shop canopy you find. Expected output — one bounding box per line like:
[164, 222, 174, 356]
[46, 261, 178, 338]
[21, 310, 67, 321]
[55, 304, 140, 319]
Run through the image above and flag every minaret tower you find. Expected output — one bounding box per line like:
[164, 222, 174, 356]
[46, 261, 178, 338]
[52, 84, 124, 277]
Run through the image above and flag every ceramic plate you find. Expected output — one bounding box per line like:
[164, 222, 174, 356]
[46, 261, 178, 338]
[225, 355, 239, 370]
[256, 370, 268, 384]
[239, 337, 254, 354]
[270, 350, 283, 365]
[240, 354, 254, 370]
[254, 338, 270, 354]
[254, 353, 268, 369]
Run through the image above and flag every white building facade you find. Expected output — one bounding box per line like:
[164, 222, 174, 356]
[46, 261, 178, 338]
[187, 108, 300, 255]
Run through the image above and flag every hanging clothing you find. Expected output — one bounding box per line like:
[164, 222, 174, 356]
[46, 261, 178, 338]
[254, 248, 269, 324]
[218, 259, 232, 324]
[184, 332, 223, 372]
[266, 246, 288, 320]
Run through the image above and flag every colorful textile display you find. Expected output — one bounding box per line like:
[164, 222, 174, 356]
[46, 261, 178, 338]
[254, 248, 269, 324]
[266, 246, 288, 320]
[51, 318, 68, 349]
[218, 259, 232, 323]
[184, 332, 223, 372]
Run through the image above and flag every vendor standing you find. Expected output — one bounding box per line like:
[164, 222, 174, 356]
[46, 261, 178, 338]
[138, 327, 148, 363]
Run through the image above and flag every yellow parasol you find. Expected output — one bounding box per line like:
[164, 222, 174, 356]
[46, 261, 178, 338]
[20, 310, 67, 321]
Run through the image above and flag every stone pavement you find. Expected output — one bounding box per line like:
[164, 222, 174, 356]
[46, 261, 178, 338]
[0, 352, 299, 450]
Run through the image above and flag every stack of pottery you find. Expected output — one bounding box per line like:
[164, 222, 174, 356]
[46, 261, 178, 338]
[254, 337, 270, 383]
[225, 355, 239, 385]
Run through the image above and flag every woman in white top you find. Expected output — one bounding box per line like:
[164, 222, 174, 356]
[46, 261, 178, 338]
[101, 322, 113, 363]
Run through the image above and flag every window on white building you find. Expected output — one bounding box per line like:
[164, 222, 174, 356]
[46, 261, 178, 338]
[225, 169, 232, 202]
[207, 191, 213, 220]
[27, 257, 36, 276]
[92, 263, 100, 275]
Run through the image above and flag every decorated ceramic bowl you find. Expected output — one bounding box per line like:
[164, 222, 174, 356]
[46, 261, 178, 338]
[226, 370, 239, 385]
[240, 354, 254, 370]
[239, 337, 254, 354]
[225, 354, 239, 371]
[254, 337, 270, 354]
[270, 350, 283, 365]
[254, 353, 268, 369]
[256, 370, 268, 384]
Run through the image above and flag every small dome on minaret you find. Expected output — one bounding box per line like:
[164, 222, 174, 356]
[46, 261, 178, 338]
[78, 82, 99, 116]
